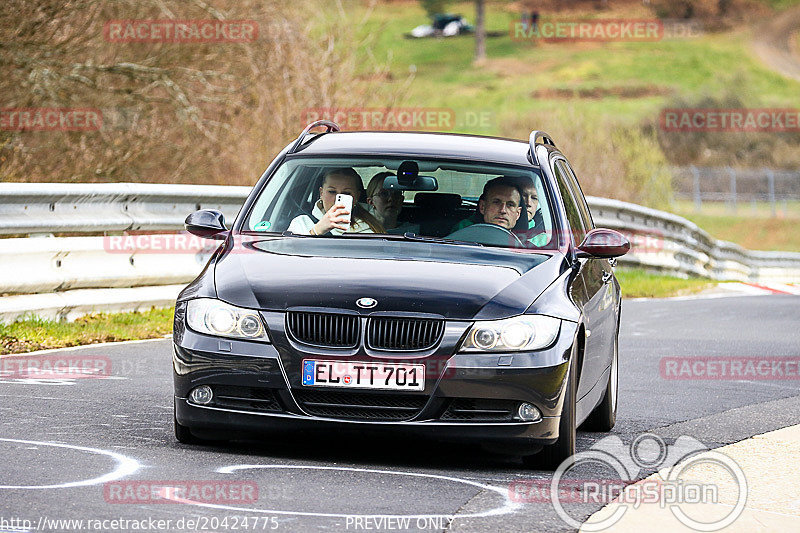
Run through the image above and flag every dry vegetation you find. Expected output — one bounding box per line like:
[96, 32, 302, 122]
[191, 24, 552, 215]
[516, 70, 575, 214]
[500, 108, 673, 208]
[649, 81, 800, 170]
[0, 0, 403, 185]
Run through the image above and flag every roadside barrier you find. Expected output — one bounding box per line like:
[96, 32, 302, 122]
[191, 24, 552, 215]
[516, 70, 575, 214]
[0, 184, 798, 321]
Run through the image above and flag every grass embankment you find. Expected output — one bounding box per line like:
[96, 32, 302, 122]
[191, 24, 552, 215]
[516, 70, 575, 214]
[358, 1, 800, 135]
[616, 268, 716, 298]
[0, 308, 174, 355]
[669, 201, 800, 251]
[0, 270, 716, 355]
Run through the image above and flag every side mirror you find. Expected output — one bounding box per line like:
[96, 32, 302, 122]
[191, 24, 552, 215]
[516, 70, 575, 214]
[576, 228, 630, 258]
[185, 209, 228, 240]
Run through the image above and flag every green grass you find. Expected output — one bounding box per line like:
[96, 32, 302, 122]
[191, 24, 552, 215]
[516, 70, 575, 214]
[0, 307, 174, 355]
[669, 200, 800, 251]
[764, 0, 800, 10]
[355, 1, 800, 136]
[616, 268, 716, 298]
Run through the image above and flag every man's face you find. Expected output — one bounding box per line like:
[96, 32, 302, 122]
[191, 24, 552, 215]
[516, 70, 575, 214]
[479, 185, 522, 229]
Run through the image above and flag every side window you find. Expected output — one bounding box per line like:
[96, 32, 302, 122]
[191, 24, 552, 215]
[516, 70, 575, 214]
[558, 160, 594, 229]
[553, 160, 587, 245]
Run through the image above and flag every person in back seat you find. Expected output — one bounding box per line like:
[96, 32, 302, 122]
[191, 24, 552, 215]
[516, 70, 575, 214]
[366, 172, 420, 235]
[514, 176, 545, 233]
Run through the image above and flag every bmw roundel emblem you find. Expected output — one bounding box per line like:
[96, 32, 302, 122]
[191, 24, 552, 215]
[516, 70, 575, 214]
[356, 297, 377, 309]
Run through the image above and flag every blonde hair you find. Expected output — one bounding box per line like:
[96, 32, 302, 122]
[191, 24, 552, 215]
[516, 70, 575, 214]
[366, 171, 396, 199]
[322, 168, 385, 233]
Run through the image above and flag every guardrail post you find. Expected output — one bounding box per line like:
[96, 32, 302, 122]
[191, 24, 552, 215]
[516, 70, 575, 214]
[727, 167, 737, 214]
[691, 165, 701, 212]
[766, 168, 776, 217]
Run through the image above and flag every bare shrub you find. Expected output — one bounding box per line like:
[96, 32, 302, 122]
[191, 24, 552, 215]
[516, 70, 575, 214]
[500, 108, 672, 208]
[0, 0, 402, 185]
[648, 80, 800, 170]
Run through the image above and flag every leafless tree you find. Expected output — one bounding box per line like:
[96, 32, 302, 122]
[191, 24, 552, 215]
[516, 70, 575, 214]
[0, 0, 402, 185]
[474, 0, 486, 64]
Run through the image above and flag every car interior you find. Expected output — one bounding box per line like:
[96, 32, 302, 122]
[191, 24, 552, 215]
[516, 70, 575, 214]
[245, 158, 555, 249]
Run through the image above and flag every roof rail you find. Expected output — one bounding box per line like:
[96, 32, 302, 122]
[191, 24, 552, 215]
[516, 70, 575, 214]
[288, 120, 341, 154]
[529, 130, 556, 166]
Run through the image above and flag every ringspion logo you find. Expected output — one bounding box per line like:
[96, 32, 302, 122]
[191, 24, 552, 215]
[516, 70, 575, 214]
[104, 20, 258, 43]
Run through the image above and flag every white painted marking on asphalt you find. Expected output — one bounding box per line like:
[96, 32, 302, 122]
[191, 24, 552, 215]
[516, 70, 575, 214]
[158, 464, 521, 520]
[0, 438, 140, 489]
[0, 337, 167, 358]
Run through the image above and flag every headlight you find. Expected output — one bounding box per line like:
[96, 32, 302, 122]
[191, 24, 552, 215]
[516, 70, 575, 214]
[186, 298, 270, 342]
[459, 315, 560, 353]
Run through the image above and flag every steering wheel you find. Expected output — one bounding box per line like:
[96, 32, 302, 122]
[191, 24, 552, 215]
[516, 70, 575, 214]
[446, 223, 524, 248]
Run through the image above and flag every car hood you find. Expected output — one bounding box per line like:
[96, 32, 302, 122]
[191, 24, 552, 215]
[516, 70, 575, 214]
[214, 237, 566, 320]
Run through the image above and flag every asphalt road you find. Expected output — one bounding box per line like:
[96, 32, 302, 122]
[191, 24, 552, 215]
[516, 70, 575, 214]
[1, 294, 799, 533]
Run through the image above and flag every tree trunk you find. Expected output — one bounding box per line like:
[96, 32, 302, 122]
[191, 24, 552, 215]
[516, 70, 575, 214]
[474, 0, 486, 64]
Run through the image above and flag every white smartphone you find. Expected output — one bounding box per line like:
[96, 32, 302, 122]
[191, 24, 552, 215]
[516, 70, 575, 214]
[335, 193, 353, 227]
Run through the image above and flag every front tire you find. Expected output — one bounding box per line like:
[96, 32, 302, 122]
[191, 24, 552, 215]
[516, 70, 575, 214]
[581, 333, 618, 432]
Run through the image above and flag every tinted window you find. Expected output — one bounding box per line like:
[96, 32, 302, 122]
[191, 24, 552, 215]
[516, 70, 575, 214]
[558, 160, 594, 230]
[553, 160, 586, 245]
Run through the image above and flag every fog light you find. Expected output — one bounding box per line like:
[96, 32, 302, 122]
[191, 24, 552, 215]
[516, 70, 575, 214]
[190, 385, 213, 405]
[517, 402, 541, 422]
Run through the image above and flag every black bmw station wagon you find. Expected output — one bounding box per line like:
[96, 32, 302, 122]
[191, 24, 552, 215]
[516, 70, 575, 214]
[173, 121, 630, 467]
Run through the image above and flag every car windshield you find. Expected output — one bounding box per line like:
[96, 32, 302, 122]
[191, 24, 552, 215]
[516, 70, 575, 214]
[243, 156, 556, 249]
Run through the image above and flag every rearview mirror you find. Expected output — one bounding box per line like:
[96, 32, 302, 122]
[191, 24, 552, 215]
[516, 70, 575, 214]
[383, 175, 438, 192]
[576, 228, 630, 258]
[185, 209, 228, 240]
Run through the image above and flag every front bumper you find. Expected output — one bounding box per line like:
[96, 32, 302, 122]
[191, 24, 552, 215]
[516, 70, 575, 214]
[173, 317, 578, 446]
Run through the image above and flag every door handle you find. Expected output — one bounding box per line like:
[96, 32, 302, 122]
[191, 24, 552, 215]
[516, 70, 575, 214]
[602, 270, 612, 284]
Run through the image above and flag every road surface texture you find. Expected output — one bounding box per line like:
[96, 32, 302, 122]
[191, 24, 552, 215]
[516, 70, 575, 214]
[1, 294, 799, 532]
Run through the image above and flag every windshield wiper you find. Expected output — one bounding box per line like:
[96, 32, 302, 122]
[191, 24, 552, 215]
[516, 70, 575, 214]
[337, 232, 483, 247]
[400, 232, 484, 247]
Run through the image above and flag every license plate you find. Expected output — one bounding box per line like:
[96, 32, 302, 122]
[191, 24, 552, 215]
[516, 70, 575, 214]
[302, 360, 425, 391]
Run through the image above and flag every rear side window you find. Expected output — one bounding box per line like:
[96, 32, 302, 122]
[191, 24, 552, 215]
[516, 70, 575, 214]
[558, 160, 594, 230]
[553, 160, 587, 245]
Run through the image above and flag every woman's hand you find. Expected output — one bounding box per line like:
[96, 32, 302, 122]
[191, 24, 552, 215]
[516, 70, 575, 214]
[313, 203, 351, 234]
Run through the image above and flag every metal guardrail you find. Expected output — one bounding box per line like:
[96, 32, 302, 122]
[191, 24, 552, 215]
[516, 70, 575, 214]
[587, 196, 800, 283]
[0, 183, 798, 321]
[0, 182, 250, 235]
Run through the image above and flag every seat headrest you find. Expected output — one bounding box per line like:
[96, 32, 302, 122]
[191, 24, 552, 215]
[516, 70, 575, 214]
[414, 193, 462, 211]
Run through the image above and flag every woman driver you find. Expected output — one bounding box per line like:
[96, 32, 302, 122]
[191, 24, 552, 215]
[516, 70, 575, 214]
[288, 167, 384, 235]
